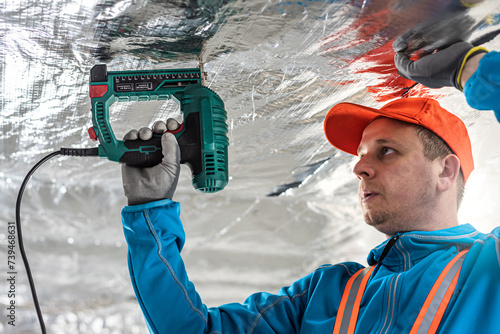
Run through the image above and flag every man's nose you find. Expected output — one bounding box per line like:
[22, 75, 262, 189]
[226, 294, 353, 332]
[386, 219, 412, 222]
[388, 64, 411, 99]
[353, 155, 375, 180]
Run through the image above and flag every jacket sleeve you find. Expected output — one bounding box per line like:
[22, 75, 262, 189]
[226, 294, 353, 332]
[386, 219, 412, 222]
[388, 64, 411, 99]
[463, 51, 500, 122]
[121, 199, 312, 334]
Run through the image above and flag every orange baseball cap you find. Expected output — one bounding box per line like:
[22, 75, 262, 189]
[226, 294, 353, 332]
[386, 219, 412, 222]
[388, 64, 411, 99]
[323, 98, 474, 182]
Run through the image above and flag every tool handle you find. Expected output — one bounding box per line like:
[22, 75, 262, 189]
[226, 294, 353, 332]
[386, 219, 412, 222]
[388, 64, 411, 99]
[120, 126, 200, 173]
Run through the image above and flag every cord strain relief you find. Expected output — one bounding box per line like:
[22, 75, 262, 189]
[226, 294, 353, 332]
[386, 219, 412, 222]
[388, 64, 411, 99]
[60, 147, 99, 157]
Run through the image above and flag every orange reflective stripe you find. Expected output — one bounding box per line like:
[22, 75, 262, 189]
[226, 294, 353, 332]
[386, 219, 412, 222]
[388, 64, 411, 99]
[333, 271, 356, 333]
[410, 249, 468, 334]
[347, 266, 375, 334]
[333, 249, 468, 334]
[428, 265, 461, 333]
[333, 268, 362, 334]
[333, 266, 375, 334]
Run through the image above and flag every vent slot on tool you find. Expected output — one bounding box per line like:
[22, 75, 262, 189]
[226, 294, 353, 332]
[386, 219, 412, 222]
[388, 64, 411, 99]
[95, 102, 112, 143]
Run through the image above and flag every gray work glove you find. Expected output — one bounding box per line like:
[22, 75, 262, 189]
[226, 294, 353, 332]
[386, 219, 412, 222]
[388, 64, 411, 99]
[394, 41, 484, 90]
[121, 120, 181, 206]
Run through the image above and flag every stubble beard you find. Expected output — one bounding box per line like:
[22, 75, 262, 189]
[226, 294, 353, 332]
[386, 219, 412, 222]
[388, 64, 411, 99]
[361, 185, 436, 236]
[359, 189, 398, 235]
[362, 207, 399, 236]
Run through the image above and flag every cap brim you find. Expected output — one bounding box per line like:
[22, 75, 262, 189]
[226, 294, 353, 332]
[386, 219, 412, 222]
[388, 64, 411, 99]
[324, 102, 419, 155]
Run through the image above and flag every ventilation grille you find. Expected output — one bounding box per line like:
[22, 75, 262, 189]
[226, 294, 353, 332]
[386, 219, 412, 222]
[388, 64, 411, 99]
[203, 147, 227, 176]
[204, 153, 216, 176]
[199, 178, 219, 193]
[95, 102, 112, 143]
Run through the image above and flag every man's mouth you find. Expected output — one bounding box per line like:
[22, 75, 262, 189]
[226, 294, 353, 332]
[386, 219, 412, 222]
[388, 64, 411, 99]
[361, 189, 379, 203]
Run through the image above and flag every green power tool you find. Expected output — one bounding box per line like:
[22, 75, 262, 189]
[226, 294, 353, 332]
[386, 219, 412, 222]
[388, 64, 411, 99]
[88, 64, 229, 192]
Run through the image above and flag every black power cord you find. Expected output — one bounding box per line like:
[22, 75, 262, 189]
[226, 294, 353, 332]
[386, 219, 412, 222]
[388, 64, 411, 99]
[15, 148, 98, 334]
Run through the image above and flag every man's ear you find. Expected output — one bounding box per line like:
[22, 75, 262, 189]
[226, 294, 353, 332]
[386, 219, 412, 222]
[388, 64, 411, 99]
[437, 154, 461, 192]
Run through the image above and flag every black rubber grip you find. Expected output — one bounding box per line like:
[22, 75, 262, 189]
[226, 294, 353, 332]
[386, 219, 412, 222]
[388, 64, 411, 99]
[120, 136, 163, 168]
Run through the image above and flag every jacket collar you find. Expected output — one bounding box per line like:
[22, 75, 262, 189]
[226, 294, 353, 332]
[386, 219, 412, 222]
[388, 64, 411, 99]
[367, 224, 483, 267]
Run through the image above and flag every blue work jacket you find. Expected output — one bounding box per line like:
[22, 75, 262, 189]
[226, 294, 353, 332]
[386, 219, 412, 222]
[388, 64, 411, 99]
[121, 199, 500, 333]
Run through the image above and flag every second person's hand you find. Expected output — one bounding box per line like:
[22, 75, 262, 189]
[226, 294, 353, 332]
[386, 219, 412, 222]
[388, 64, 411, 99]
[394, 41, 488, 90]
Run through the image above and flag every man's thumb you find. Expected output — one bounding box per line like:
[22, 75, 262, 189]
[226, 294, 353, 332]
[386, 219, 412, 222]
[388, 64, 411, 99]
[160, 132, 180, 167]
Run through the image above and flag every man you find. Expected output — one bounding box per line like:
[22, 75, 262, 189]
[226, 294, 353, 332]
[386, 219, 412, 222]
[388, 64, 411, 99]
[120, 41, 500, 333]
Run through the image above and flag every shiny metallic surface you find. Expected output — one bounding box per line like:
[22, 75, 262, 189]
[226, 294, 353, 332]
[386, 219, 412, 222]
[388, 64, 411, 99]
[1, 0, 500, 332]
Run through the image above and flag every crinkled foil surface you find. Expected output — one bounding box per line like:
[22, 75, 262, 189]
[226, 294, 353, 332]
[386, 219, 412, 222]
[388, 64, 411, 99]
[1, 0, 500, 332]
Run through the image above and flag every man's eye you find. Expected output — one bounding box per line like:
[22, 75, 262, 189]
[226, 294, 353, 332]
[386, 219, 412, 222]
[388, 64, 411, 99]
[381, 147, 395, 155]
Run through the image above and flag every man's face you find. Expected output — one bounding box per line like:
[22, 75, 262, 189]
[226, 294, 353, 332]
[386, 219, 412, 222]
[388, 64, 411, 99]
[354, 118, 440, 236]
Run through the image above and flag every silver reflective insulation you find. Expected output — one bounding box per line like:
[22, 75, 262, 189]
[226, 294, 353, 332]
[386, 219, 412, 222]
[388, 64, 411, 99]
[1, 0, 500, 333]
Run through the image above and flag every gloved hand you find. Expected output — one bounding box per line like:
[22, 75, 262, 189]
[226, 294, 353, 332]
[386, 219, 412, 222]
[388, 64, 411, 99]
[394, 41, 488, 90]
[121, 119, 181, 206]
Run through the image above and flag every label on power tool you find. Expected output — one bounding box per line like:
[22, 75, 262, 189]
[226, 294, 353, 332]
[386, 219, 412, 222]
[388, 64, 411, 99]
[114, 72, 202, 93]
